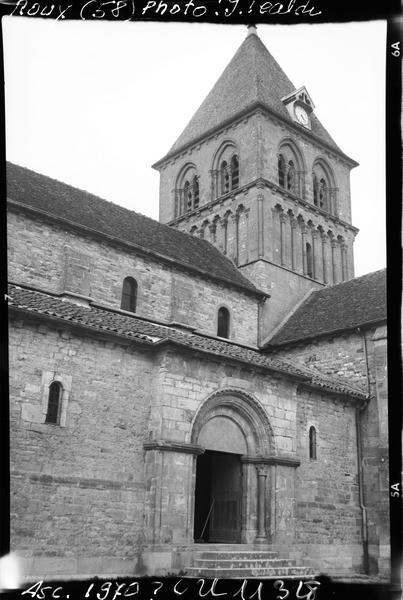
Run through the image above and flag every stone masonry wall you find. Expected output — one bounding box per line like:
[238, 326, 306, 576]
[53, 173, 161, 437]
[240, 260, 323, 338]
[158, 111, 354, 227]
[272, 326, 389, 576]
[142, 346, 362, 574]
[9, 311, 366, 578]
[295, 389, 363, 573]
[158, 115, 260, 224]
[8, 210, 259, 346]
[259, 111, 353, 223]
[9, 315, 154, 577]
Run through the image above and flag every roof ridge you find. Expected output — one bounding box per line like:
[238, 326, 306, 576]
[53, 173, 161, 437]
[6, 161, 168, 228]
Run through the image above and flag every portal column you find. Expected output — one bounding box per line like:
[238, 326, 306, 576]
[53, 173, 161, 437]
[255, 465, 268, 544]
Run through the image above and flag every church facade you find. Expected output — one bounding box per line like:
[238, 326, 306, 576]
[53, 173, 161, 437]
[8, 27, 388, 581]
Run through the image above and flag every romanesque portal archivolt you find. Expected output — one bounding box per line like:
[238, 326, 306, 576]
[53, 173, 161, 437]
[191, 390, 275, 545]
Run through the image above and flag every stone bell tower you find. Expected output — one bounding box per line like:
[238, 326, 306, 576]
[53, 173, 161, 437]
[153, 25, 359, 336]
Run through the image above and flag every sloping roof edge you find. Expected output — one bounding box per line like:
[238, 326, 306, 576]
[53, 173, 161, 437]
[265, 318, 387, 349]
[8, 198, 268, 299]
[8, 283, 367, 401]
[264, 269, 387, 348]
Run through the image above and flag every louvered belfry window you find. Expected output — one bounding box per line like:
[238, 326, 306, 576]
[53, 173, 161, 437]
[278, 154, 286, 187]
[231, 155, 239, 189]
[46, 381, 62, 424]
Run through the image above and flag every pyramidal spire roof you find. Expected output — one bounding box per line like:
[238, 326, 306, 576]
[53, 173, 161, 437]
[160, 28, 349, 164]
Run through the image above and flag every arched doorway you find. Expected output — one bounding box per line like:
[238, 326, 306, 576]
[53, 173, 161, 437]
[194, 416, 246, 542]
[191, 390, 273, 544]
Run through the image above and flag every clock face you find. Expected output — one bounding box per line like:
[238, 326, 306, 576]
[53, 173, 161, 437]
[295, 105, 309, 126]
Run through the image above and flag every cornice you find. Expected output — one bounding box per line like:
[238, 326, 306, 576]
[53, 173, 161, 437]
[239, 257, 326, 287]
[168, 177, 359, 235]
[9, 292, 367, 402]
[153, 101, 358, 170]
[297, 381, 367, 402]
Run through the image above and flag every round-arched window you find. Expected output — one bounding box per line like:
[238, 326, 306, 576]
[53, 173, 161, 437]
[46, 381, 62, 424]
[121, 277, 137, 313]
[309, 426, 317, 460]
[217, 307, 230, 338]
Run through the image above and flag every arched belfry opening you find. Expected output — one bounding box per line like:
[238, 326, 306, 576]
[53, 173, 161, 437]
[191, 390, 273, 544]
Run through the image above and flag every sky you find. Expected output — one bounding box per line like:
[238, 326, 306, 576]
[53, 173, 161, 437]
[3, 18, 386, 277]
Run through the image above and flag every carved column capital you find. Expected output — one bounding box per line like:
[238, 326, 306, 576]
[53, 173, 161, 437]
[255, 464, 268, 477]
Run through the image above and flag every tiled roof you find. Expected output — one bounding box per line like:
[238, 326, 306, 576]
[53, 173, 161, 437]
[6, 162, 261, 297]
[266, 269, 386, 348]
[162, 30, 350, 161]
[8, 283, 367, 401]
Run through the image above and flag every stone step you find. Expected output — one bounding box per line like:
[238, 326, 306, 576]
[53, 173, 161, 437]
[193, 558, 296, 569]
[195, 551, 279, 561]
[193, 544, 271, 551]
[186, 566, 316, 578]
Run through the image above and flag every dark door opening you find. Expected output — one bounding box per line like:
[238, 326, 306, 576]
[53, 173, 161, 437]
[194, 450, 242, 543]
